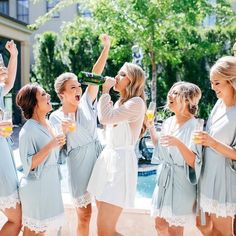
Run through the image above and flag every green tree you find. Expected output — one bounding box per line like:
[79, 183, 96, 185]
[31, 31, 67, 104]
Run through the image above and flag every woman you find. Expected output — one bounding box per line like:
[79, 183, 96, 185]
[193, 56, 236, 236]
[49, 34, 110, 236]
[0, 40, 22, 236]
[87, 62, 146, 236]
[147, 82, 202, 236]
[16, 83, 65, 235]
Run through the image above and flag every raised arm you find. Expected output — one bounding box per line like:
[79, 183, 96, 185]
[88, 34, 111, 101]
[3, 40, 18, 95]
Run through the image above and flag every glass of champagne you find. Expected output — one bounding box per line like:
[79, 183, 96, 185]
[146, 102, 156, 121]
[54, 123, 66, 146]
[192, 119, 204, 144]
[64, 113, 76, 132]
[0, 110, 13, 137]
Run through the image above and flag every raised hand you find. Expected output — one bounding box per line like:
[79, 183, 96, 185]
[100, 34, 111, 48]
[5, 40, 18, 57]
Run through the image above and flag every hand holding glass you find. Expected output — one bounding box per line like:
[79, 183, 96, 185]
[64, 113, 76, 132]
[192, 119, 204, 144]
[146, 102, 156, 121]
[54, 123, 66, 146]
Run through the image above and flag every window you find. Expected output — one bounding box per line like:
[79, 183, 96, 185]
[0, 0, 9, 15]
[17, 0, 29, 23]
[46, 0, 60, 18]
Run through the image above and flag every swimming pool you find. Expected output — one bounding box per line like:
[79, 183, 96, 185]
[137, 169, 157, 199]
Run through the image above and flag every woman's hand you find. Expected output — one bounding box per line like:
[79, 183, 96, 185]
[102, 77, 116, 94]
[50, 134, 66, 148]
[5, 40, 18, 57]
[159, 135, 180, 147]
[100, 34, 111, 48]
[192, 131, 217, 147]
[146, 118, 155, 129]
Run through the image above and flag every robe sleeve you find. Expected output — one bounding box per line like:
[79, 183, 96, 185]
[98, 94, 145, 124]
[19, 127, 44, 178]
[185, 143, 202, 185]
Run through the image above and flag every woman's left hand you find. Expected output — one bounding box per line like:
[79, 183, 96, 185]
[193, 131, 216, 147]
[159, 134, 180, 147]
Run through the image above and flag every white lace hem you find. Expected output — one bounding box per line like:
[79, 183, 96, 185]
[22, 213, 64, 233]
[200, 194, 236, 217]
[151, 206, 196, 227]
[0, 191, 20, 210]
[72, 191, 91, 208]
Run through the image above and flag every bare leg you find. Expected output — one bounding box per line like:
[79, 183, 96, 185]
[155, 217, 169, 236]
[23, 226, 44, 236]
[76, 204, 92, 236]
[0, 203, 22, 236]
[234, 215, 236, 236]
[211, 214, 232, 236]
[196, 212, 214, 236]
[168, 225, 183, 236]
[97, 201, 123, 236]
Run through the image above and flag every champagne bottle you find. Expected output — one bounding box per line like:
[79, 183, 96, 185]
[77, 71, 105, 86]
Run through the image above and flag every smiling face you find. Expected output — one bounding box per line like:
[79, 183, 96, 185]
[167, 85, 187, 113]
[166, 82, 201, 115]
[210, 77, 234, 100]
[210, 56, 236, 105]
[35, 87, 52, 114]
[60, 78, 82, 106]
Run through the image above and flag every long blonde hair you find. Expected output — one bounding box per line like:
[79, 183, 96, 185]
[119, 62, 147, 136]
[210, 56, 236, 102]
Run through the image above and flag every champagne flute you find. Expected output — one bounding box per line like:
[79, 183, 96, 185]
[146, 102, 156, 121]
[64, 113, 76, 132]
[192, 119, 204, 144]
[54, 123, 66, 146]
[0, 110, 13, 137]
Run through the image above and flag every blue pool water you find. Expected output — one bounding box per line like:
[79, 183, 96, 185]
[137, 169, 157, 199]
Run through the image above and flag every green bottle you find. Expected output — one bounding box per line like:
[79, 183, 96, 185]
[77, 71, 105, 85]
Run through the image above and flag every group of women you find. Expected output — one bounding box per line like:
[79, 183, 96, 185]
[0, 36, 235, 236]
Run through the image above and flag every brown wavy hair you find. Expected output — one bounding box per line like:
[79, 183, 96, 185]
[119, 62, 147, 136]
[16, 83, 40, 119]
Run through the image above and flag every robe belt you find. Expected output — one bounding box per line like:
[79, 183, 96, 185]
[157, 162, 183, 212]
[68, 139, 101, 159]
